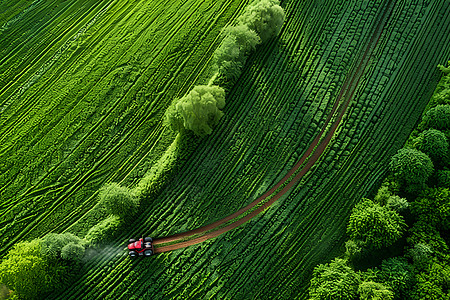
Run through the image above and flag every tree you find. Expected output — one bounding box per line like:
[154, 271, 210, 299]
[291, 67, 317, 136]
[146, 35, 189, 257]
[347, 199, 406, 250]
[309, 258, 361, 300]
[411, 261, 450, 300]
[407, 221, 448, 262]
[380, 257, 414, 299]
[85, 215, 122, 244]
[389, 148, 433, 186]
[386, 195, 409, 212]
[164, 85, 226, 136]
[61, 242, 85, 261]
[0, 239, 65, 300]
[409, 243, 433, 270]
[214, 25, 261, 80]
[237, 0, 285, 43]
[98, 182, 139, 219]
[436, 170, 450, 188]
[41, 232, 84, 260]
[358, 281, 394, 300]
[410, 188, 450, 231]
[413, 129, 448, 163]
[423, 104, 450, 130]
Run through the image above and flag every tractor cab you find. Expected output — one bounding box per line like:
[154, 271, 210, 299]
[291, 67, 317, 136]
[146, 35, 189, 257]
[128, 237, 154, 257]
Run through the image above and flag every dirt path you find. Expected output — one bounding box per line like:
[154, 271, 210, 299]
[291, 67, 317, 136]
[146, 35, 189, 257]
[153, 0, 394, 253]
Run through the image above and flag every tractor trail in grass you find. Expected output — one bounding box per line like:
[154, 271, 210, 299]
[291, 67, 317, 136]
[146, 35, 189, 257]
[153, 0, 395, 253]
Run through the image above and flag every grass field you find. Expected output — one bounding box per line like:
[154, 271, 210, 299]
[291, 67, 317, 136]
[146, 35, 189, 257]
[1, 0, 449, 299]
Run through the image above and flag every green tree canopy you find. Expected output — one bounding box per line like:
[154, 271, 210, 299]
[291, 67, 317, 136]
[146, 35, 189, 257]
[410, 188, 450, 231]
[214, 25, 261, 80]
[237, 0, 285, 43]
[423, 104, 450, 130]
[386, 195, 409, 212]
[98, 182, 139, 219]
[347, 199, 406, 250]
[41, 232, 84, 260]
[308, 258, 361, 300]
[380, 257, 414, 299]
[164, 85, 226, 136]
[389, 148, 434, 186]
[414, 129, 448, 163]
[0, 239, 66, 299]
[358, 281, 394, 300]
[85, 214, 122, 244]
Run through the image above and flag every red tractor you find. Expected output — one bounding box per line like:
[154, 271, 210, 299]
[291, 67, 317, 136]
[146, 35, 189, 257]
[128, 237, 154, 257]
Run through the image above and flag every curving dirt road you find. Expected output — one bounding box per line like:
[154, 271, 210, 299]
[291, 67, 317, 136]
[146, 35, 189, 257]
[153, 0, 395, 254]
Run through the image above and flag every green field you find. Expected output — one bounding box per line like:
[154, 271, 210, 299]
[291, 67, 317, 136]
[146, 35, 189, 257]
[1, 0, 449, 299]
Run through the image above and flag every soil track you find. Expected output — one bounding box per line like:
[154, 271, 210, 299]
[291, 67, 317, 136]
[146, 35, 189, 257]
[153, 0, 395, 253]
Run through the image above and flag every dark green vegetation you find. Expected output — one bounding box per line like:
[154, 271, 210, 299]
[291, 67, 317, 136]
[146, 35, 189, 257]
[308, 71, 450, 299]
[1, 0, 450, 299]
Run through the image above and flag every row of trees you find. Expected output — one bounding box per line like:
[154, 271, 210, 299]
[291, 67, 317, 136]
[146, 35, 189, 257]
[308, 66, 450, 299]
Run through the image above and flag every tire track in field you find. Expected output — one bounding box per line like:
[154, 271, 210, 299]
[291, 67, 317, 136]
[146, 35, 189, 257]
[153, 0, 395, 253]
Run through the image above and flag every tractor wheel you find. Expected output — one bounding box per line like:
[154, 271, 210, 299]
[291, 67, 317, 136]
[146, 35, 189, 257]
[129, 251, 138, 258]
[144, 237, 153, 242]
[128, 239, 136, 243]
[144, 250, 153, 257]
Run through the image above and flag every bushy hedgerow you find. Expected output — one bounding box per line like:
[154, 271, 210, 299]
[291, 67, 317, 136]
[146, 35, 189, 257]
[423, 104, 450, 130]
[347, 199, 406, 250]
[214, 25, 261, 80]
[41, 232, 85, 260]
[98, 183, 139, 219]
[0, 239, 73, 300]
[413, 129, 448, 163]
[164, 85, 225, 136]
[85, 215, 122, 244]
[389, 148, 434, 186]
[61, 242, 85, 261]
[237, 0, 285, 43]
[309, 258, 361, 300]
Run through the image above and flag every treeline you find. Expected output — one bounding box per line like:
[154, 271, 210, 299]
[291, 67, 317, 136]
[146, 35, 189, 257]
[308, 66, 450, 300]
[0, 1, 285, 299]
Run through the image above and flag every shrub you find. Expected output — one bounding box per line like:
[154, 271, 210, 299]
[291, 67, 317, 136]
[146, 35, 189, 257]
[214, 25, 261, 80]
[410, 188, 450, 230]
[61, 242, 85, 261]
[0, 239, 66, 299]
[41, 232, 84, 260]
[98, 183, 139, 219]
[386, 195, 409, 212]
[389, 148, 434, 186]
[413, 129, 448, 162]
[85, 215, 122, 244]
[358, 281, 394, 300]
[237, 0, 285, 43]
[423, 104, 450, 130]
[164, 85, 226, 136]
[347, 199, 406, 250]
[309, 258, 361, 300]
